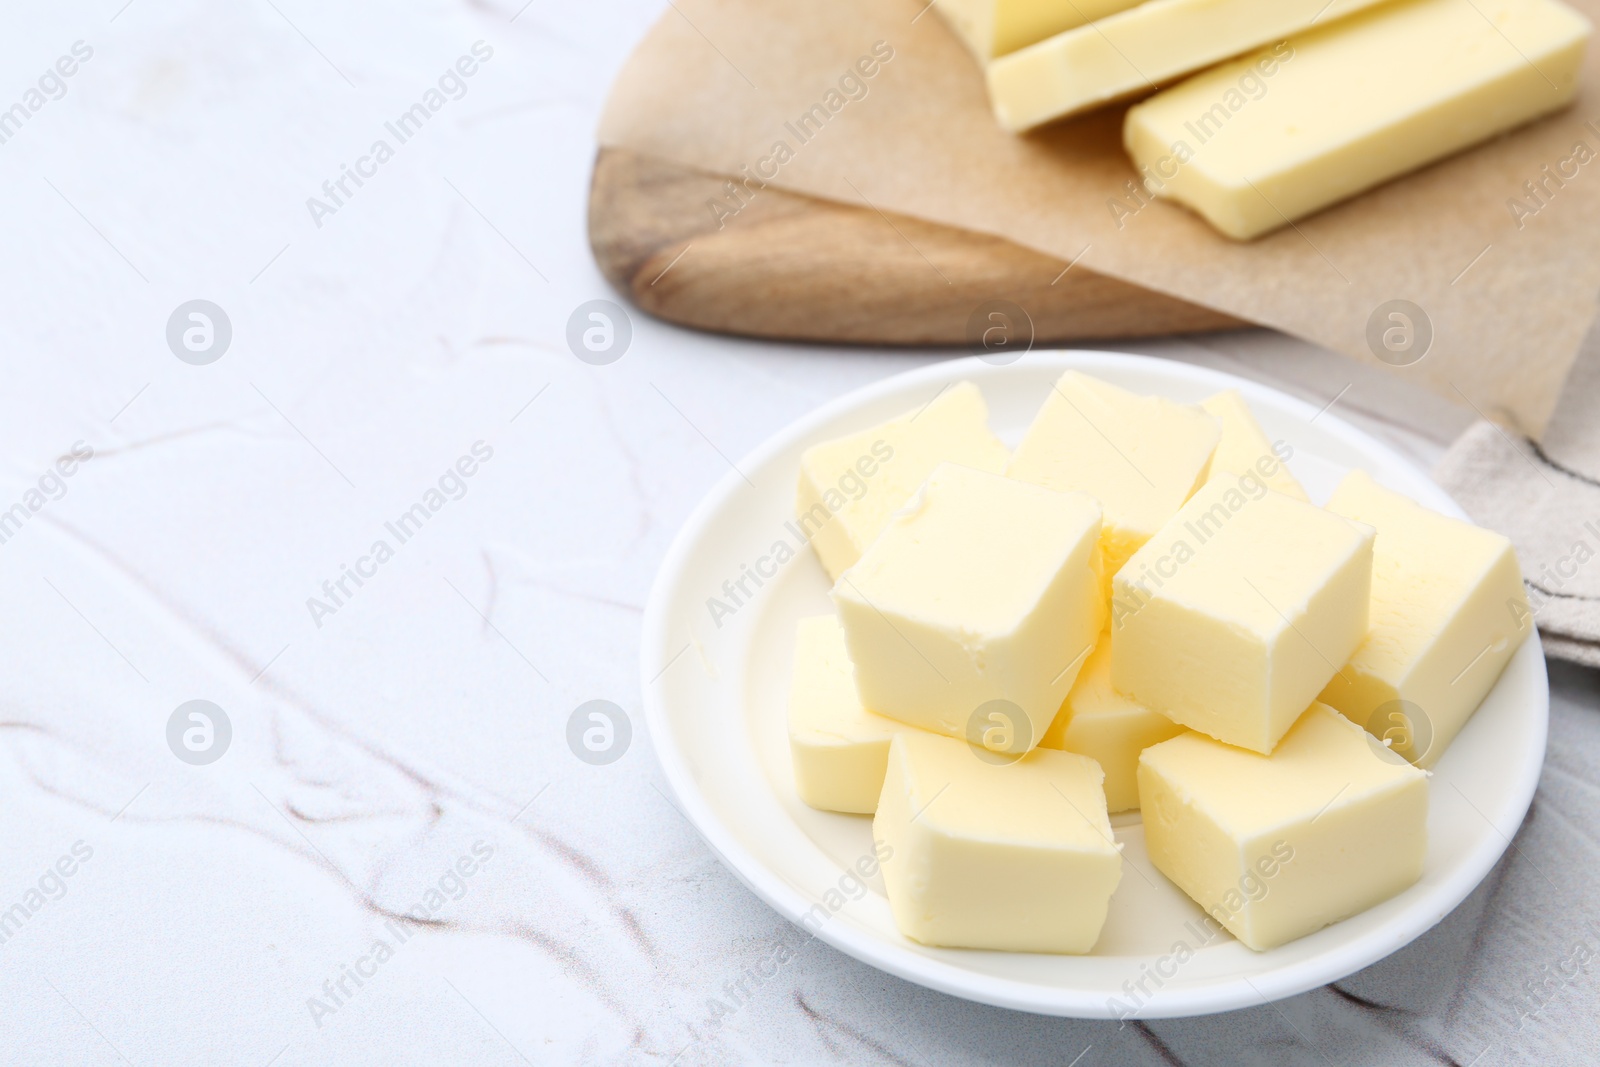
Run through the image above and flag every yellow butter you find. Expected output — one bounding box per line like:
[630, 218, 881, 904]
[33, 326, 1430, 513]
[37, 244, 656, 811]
[875, 731, 1122, 952]
[833, 462, 1103, 750]
[1008, 371, 1220, 579]
[797, 381, 1008, 582]
[1112, 479, 1374, 753]
[787, 615, 904, 814]
[1124, 0, 1591, 239]
[1139, 703, 1427, 951]
[935, 0, 1144, 60]
[1201, 390, 1306, 501]
[988, 0, 1388, 131]
[1041, 636, 1185, 813]
[1317, 471, 1532, 767]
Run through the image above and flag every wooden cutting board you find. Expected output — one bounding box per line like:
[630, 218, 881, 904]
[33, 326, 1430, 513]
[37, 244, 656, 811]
[587, 147, 1244, 346]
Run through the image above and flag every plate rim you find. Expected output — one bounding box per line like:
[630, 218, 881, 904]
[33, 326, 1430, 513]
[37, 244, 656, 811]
[639, 350, 1548, 1018]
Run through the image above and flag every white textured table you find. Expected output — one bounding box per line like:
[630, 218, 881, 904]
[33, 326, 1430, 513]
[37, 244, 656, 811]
[3, 3, 1596, 1065]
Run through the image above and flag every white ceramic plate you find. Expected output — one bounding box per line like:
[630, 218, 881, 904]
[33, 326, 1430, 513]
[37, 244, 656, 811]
[640, 352, 1546, 1019]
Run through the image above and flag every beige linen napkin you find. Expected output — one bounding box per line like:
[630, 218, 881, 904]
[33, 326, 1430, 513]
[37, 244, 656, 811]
[1437, 336, 1600, 666]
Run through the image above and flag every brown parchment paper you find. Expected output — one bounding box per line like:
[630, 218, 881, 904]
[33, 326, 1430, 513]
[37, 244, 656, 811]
[598, 0, 1600, 436]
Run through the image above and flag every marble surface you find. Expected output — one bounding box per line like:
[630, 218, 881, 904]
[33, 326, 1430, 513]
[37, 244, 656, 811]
[3, 2, 1597, 1065]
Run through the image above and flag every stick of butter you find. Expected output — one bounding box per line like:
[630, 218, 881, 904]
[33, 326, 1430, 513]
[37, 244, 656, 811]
[875, 731, 1122, 952]
[1112, 478, 1374, 754]
[1009, 371, 1221, 580]
[935, 0, 1145, 61]
[1040, 634, 1186, 812]
[1317, 471, 1533, 767]
[1201, 390, 1307, 501]
[833, 462, 1104, 751]
[787, 615, 904, 814]
[797, 381, 1008, 582]
[987, 0, 1389, 131]
[1139, 703, 1427, 951]
[1123, 0, 1592, 239]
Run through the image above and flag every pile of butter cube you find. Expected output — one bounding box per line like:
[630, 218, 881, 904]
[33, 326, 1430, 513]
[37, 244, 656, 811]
[937, 0, 1590, 238]
[788, 372, 1532, 953]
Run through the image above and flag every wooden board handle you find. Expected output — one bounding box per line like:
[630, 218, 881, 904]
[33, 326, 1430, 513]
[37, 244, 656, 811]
[588, 147, 1243, 346]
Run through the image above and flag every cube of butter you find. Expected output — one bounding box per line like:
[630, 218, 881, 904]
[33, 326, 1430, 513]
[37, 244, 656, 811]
[1201, 390, 1307, 502]
[1112, 479, 1374, 753]
[934, 0, 1143, 61]
[875, 731, 1122, 952]
[1008, 371, 1221, 579]
[1123, 0, 1591, 240]
[1041, 635, 1185, 813]
[1318, 471, 1532, 767]
[833, 462, 1103, 751]
[798, 381, 1008, 582]
[787, 615, 904, 814]
[1139, 704, 1428, 951]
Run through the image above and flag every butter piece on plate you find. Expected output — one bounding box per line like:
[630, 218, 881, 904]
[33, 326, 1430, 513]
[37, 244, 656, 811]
[875, 731, 1122, 952]
[1041, 634, 1185, 813]
[833, 462, 1103, 751]
[1139, 703, 1428, 951]
[1008, 371, 1221, 579]
[1123, 0, 1592, 239]
[1318, 471, 1533, 767]
[787, 615, 904, 814]
[1112, 479, 1374, 753]
[987, 0, 1388, 131]
[797, 381, 1008, 582]
[935, 0, 1144, 60]
[1201, 390, 1306, 501]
